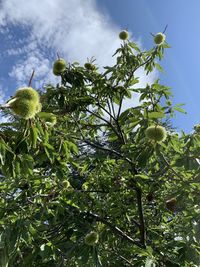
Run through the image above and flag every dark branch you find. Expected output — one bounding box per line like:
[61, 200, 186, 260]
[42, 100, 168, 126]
[84, 210, 144, 248]
[135, 188, 146, 247]
[28, 70, 35, 87]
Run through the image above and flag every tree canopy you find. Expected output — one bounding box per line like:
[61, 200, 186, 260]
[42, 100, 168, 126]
[0, 30, 200, 267]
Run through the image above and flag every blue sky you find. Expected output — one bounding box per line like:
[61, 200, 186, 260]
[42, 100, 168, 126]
[0, 0, 199, 132]
[97, 0, 200, 132]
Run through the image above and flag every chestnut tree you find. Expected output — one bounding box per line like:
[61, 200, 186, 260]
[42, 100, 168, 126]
[0, 31, 200, 267]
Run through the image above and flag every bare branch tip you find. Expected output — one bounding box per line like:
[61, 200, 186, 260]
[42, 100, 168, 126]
[28, 70, 35, 87]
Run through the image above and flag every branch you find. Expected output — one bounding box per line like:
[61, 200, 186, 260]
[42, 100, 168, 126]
[106, 98, 113, 120]
[159, 152, 185, 182]
[95, 99, 116, 121]
[96, 99, 126, 144]
[83, 210, 144, 248]
[80, 138, 135, 168]
[163, 24, 168, 34]
[135, 187, 146, 247]
[116, 93, 123, 120]
[112, 250, 133, 266]
[124, 47, 158, 89]
[85, 108, 123, 142]
[109, 94, 116, 119]
[28, 70, 35, 87]
[61, 115, 137, 173]
[63, 204, 143, 248]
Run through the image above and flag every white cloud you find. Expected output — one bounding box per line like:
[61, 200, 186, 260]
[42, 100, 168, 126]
[9, 48, 58, 88]
[0, 0, 157, 89]
[0, 85, 6, 104]
[123, 67, 157, 110]
[0, 84, 9, 123]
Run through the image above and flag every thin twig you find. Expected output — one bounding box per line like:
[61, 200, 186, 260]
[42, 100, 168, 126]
[109, 95, 116, 119]
[117, 93, 123, 120]
[106, 98, 113, 120]
[160, 152, 184, 181]
[85, 108, 123, 142]
[96, 100, 116, 121]
[28, 70, 35, 87]
[163, 24, 168, 34]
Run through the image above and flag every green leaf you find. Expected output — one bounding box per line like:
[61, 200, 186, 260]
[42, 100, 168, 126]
[147, 111, 165, 119]
[155, 63, 163, 72]
[173, 104, 186, 114]
[128, 42, 141, 52]
[30, 125, 38, 148]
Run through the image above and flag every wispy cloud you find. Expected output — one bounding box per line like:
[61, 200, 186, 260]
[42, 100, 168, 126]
[0, 85, 6, 104]
[0, 0, 157, 89]
[9, 47, 58, 88]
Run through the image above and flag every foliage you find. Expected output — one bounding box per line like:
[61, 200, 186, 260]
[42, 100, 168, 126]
[0, 31, 200, 267]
